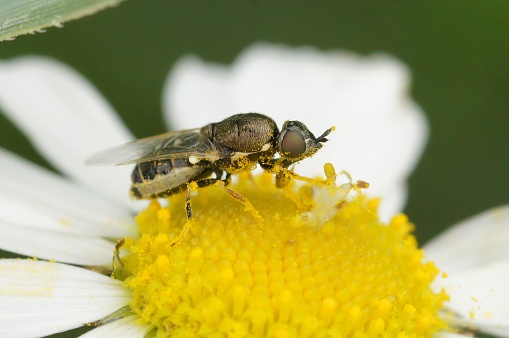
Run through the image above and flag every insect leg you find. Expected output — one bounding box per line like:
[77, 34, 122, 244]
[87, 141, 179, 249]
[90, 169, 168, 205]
[216, 181, 265, 227]
[111, 238, 126, 279]
[113, 238, 125, 267]
[169, 173, 229, 247]
[168, 184, 195, 248]
[183, 171, 232, 221]
[192, 171, 231, 189]
[190, 172, 263, 226]
[185, 184, 193, 220]
[258, 158, 294, 172]
[279, 168, 331, 185]
[259, 158, 296, 188]
[259, 158, 330, 187]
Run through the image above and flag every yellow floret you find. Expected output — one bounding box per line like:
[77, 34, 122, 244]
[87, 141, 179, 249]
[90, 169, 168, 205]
[116, 164, 448, 337]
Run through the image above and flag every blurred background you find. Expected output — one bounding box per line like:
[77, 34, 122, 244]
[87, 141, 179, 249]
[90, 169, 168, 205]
[0, 1, 507, 336]
[0, 2, 508, 333]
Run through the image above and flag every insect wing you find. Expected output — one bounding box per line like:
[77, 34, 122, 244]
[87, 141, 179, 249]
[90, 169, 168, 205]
[86, 129, 219, 166]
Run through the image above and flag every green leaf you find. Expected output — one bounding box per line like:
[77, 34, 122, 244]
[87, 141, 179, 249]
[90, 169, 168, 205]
[0, 0, 125, 41]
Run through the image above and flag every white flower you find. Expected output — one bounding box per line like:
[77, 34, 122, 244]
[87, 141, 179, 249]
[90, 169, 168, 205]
[425, 206, 509, 337]
[0, 45, 507, 337]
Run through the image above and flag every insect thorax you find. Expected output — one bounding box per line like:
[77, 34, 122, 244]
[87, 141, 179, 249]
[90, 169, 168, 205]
[201, 113, 279, 153]
[215, 152, 262, 174]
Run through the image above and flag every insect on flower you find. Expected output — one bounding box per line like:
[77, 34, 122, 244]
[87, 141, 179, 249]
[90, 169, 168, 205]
[86, 113, 332, 219]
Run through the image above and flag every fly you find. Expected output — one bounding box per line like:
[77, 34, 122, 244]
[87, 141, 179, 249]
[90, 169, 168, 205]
[86, 113, 332, 220]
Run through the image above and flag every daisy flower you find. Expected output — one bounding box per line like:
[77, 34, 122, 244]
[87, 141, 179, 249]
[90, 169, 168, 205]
[0, 44, 507, 337]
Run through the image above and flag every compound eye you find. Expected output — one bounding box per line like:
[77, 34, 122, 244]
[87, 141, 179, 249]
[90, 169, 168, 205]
[281, 130, 306, 158]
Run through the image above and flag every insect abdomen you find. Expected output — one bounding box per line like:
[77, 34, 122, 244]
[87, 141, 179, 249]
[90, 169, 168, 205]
[131, 160, 173, 184]
[131, 159, 205, 199]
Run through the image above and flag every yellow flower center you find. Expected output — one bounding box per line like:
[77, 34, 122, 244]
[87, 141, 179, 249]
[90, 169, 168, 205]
[116, 165, 448, 337]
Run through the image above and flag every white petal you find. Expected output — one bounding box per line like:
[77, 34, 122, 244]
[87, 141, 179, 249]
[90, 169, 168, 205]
[474, 325, 509, 338]
[0, 148, 136, 238]
[0, 56, 135, 207]
[164, 43, 427, 217]
[433, 261, 509, 332]
[80, 316, 148, 338]
[424, 205, 509, 275]
[163, 55, 231, 129]
[377, 183, 407, 222]
[0, 222, 115, 265]
[433, 332, 472, 338]
[0, 260, 130, 338]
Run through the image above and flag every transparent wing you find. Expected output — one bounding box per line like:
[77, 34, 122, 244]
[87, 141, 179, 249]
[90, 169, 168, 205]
[85, 129, 220, 166]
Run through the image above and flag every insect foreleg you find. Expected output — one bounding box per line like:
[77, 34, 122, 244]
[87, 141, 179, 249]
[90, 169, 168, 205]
[259, 158, 296, 188]
[259, 158, 330, 188]
[258, 158, 294, 172]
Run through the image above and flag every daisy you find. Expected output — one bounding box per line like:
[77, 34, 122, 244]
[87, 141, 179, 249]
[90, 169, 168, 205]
[0, 45, 507, 337]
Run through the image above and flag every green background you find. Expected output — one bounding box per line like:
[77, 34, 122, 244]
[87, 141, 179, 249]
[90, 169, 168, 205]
[0, 1, 507, 337]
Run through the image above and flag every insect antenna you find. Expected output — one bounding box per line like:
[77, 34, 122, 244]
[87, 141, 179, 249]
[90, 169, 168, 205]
[316, 126, 334, 143]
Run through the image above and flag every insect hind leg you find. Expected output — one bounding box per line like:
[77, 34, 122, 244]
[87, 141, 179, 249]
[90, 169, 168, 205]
[168, 184, 195, 248]
[170, 175, 231, 247]
[185, 184, 193, 220]
[181, 172, 232, 220]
